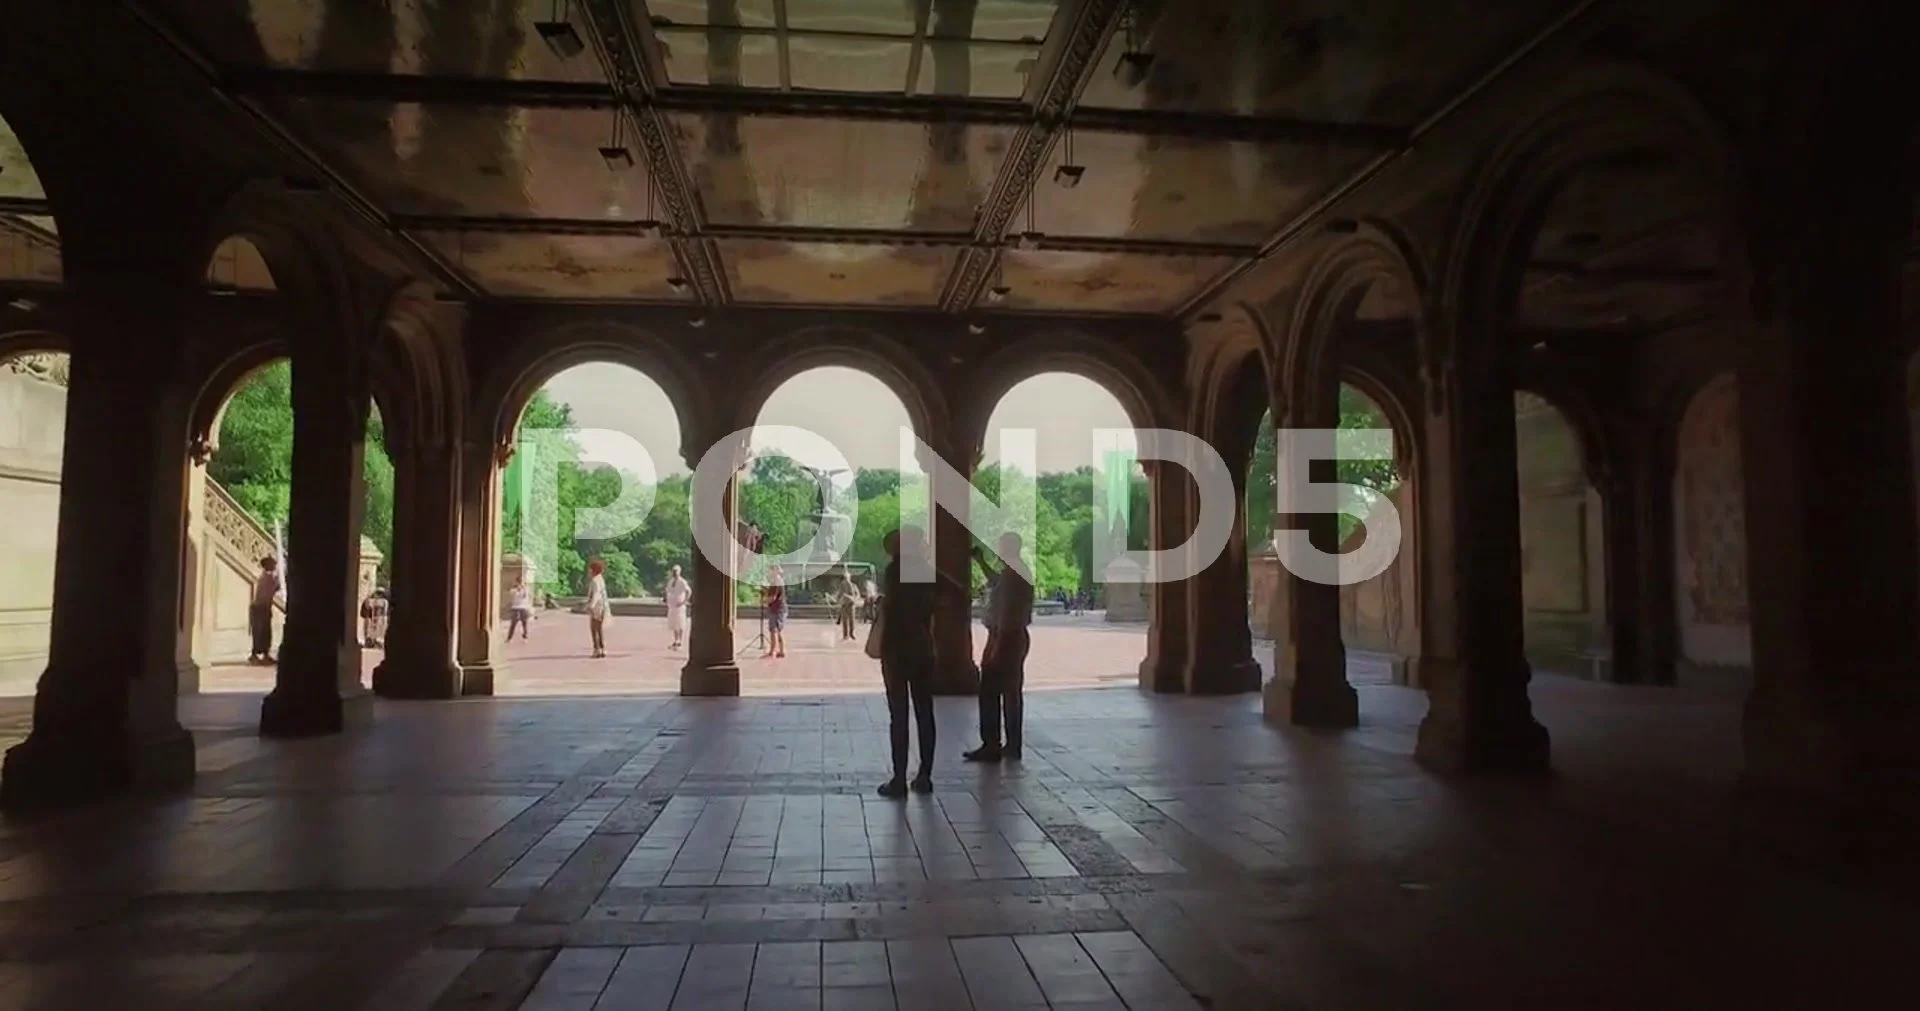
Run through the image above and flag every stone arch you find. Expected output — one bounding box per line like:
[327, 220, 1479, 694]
[958, 331, 1172, 464]
[188, 339, 408, 462]
[1512, 388, 1610, 676]
[735, 327, 944, 457]
[1337, 362, 1421, 481]
[199, 183, 377, 354]
[1440, 63, 1740, 357]
[1670, 372, 1749, 673]
[0, 330, 68, 364]
[372, 281, 463, 452]
[486, 321, 709, 467]
[1282, 220, 1433, 425]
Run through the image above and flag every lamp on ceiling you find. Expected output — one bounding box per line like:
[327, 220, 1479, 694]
[1112, 3, 1154, 87]
[538, 0, 586, 60]
[667, 276, 689, 292]
[1053, 122, 1084, 188]
[600, 106, 634, 170]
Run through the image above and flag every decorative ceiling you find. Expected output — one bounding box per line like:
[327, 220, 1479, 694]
[8, 1, 1582, 316]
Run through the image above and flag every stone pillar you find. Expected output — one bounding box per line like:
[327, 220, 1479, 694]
[1186, 465, 1261, 694]
[1, 284, 196, 810]
[681, 468, 741, 696]
[1264, 494, 1358, 727]
[1734, 135, 1920, 878]
[454, 440, 507, 695]
[1137, 461, 1192, 692]
[260, 359, 373, 737]
[1412, 337, 1550, 774]
[372, 440, 463, 699]
[1603, 433, 1677, 686]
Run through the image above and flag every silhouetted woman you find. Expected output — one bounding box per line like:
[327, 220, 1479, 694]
[877, 526, 941, 797]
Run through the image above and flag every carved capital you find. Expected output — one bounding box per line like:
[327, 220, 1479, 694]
[187, 434, 213, 467]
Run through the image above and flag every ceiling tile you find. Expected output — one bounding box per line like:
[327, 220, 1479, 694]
[1016, 130, 1372, 245]
[783, 0, 919, 36]
[1077, 0, 1564, 124]
[718, 239, 956, 306]
[271, 100, 660, 220]
[418, 231, 692, 299]
[140, 0, 608, 83]
[915, 40, 1040, 99]
[644, 1, 779, 30]
[995, 249, 1236, 313]
[0, 221, 60, 284]
[940, 0, 1063, 42]
[657, 29, 781, 88]
[788, 35, 915, 93]
[672, 115, 1012, 232]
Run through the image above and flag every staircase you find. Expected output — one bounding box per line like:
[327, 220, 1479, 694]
[193, 475, 285, 664]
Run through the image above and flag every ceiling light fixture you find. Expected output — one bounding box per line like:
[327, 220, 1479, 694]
[967, 322, 987, 335]
[1113, 4, 1154, 87]
[1016, 231, 1043, 250]
[600, 105, 634, 170]
[689, 315, 707, 328]
[666, 276, 689, 292]
[1053, 122, 1084, 188]
[987, 285, 1010, 303]
[537, 1, 586, 60]
[8, 298, 36, 312]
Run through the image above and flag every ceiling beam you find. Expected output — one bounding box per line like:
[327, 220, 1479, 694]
[577, 0, 729, 305]
[1173, 0, 1604, 320]
[0, 197, 53, 217]
[121, 2, 481, 299]
[392, 214, 1256, 258]
[941, 0, 1127, 312]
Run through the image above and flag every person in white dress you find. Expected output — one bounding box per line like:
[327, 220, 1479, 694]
[664, 565, 691, 650]
[586, 559, 610, 658]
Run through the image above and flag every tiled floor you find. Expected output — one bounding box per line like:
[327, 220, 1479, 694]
[0, 619, 1910, 1009]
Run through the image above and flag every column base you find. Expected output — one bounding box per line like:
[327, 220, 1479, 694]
[928, 659, 979, 696]
[1189, 657, 1263, 696]
[1263, 675, 1359, 728]
[680, 661, 740, 697]
[1, 722, 196, 813]
[459, 663, 502, 697]
[175, 660, 201, 695]
[1137, 651, 1185, 693]
[259, 684, 375, 737]
[371, 655, 463, 699]
[1413, 657, 1551, 775]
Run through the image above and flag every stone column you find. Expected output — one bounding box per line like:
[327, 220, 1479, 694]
[260, 359, 373, 737]
[1734, 139, 1920, 876]
[1264, 492, 1358, 727]
[454, 440, 507, 695]
[1186, 460, 1261, 694]
[1, 284, 196, 810]
[372, 439, 463, 699]
[1137, 461, 1192, 692]
[1412, 341, 1550, 774]
[1603, 432, 1677, 686]
[927, 441, 980, 697]
[681, 467, 741, 696]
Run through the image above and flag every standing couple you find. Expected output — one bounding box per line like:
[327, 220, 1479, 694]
[871, 527, 1032, 798]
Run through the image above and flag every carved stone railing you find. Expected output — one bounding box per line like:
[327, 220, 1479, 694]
[202, 476, 281, 604]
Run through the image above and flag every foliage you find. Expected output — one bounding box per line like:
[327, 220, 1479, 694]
[207, 361, 394, 575]
[1243, 384, 1403, 549]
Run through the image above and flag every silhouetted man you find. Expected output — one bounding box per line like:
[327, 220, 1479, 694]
[966, 531, 1033, 763]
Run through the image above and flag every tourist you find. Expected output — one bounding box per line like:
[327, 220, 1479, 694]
[762, 565, 788, 658]
[360, 584, 390, 649]
[586, 559, 609, 658]
[248, 555, 280, 665]
[836, 574, 859, 641]
[506, 574, 533, 640]
[664, 564, 690, 650]
[863, 575, 880, 623]
[875, 527, 939, 798]
[966, 532, 1034, 763]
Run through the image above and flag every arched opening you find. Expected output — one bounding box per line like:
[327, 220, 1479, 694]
[0, 111, 60, 286]
[193, 351, 395, 692]
[0, 346, 66, 698]
[492, 361, 685, 692]
[1670, 373, 1749, 686]
[1514, 391, 1609, 679]
[736, 365, 914, 681]
[977, 370, 1146, 690]
[1247, 383, 1411, 685]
